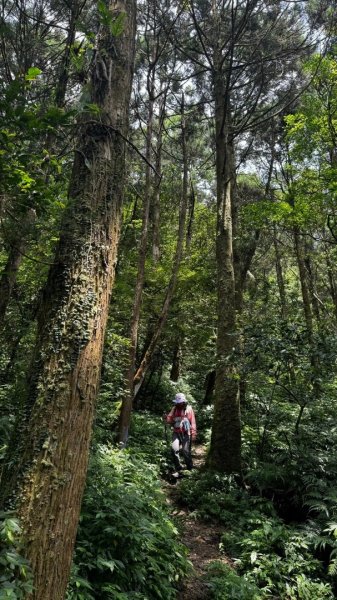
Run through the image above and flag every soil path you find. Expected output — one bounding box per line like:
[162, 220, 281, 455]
[164, 444, 230, 600]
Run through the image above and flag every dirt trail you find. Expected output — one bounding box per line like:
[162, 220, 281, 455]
[164, 445, 230, 600]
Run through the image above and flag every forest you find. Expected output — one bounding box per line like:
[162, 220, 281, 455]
[1, 0, 337, 598]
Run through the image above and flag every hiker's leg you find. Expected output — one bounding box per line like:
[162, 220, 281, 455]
[181, 434, 193, 470]
[171, 433, 183, 471]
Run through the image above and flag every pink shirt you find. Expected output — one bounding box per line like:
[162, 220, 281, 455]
[166, 405, 197, 437]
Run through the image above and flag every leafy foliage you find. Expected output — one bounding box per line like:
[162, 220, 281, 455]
[67, 447, 191, 600]
[0, 512, 33, 599]
[177, 470, 336, 598]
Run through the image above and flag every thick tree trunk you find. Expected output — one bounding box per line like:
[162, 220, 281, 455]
[0, 2, 136, 598]
[206, 68, 241, 474]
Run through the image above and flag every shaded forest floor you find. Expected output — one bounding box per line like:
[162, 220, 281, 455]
[163, 445, 231, 600]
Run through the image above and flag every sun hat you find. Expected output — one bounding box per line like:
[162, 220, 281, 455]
[173, 392, 187, 404]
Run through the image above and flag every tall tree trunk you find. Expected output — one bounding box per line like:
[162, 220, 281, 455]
[206, 66, 241, 474]
[118, 64, 155, 445]
[152, 92, 165, 263]
[0, 3, 136, 599]
[133, 97, 189, 396]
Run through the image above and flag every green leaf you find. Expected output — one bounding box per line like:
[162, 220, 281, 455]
[25, 67, 42, 81]
[110, 12, 126, 36]
[250, 550, 258, 564]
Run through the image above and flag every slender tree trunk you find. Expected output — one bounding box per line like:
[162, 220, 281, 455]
[152, 93, 165, 263]
[294, 227, 320, 394]
[0, 208, 36, 327]
[234, 230, 260, 313]
[304, 245, 320, 322]
[206, 62, 241, 473]
[54, 2, 81, 108]
[186, 179, 195, 252]
[133, 97, 189, 396]
[273, 229, 287, 319]
[325, 244, 337, 321]
[118, 65, 155, 445]
[294, 228, 314, 336]
[0, 3, 136, 599]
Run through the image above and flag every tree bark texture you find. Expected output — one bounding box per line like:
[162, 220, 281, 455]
[0, 2, 136, 598]
[206, 67, 241, 474]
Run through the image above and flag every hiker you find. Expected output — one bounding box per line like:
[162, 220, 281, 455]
[164, 392, 197, 477]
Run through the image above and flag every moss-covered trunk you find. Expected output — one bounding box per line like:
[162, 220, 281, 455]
[0, 1, 136, 598]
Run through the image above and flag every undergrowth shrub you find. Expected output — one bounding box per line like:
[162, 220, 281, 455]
[0, 512, 33, 599]
[67, 447, 190, 600]
[236, 516, 334, 598]
[128, 411, 171, 472]
[206, 561, 260, 599]
[178, 470, 335, 599]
